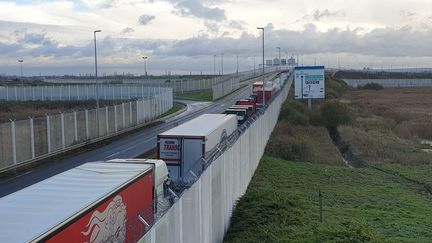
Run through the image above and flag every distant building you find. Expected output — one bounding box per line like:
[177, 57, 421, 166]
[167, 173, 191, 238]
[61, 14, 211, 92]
[265, 59, 273, 66]
[281, 59, 287, 65]
[287, 57, 297, 66]
[273, 58, 280, 66]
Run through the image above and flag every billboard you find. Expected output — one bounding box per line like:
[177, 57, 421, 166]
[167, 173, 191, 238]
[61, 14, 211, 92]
[294, 66, 325, 99]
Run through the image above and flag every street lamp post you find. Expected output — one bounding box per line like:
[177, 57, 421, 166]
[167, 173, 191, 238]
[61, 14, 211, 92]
[236, 55, 239, 75]
[276, 47, 281, 68]
[94, 30, 101, 137]
[221, 53, 224, 75]
[257, 27, 265, 108]
[253, 55, 256, 74]
[142, 56, 148, 76]
[213, 54, 216, 75]
[18, 59, 23, 84]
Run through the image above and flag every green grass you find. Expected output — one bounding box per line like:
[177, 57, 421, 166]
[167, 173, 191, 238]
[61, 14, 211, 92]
[158, 103, 185, 118]
[224, 156, 432, 243]
[175, 91, 213, 101]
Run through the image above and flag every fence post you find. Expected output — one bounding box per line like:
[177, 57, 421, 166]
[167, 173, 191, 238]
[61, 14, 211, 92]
[32, 86, 35, 101]
[29, 117, 35, 159]
[74, 111, 78, 142]
[129, 102, 133, 126]
[85, 109, 89, 139]
[68, 86, 71, 100]
[6, 86, 9, 101]
[77, 86, 80, 100]
[136, 100, 140, 124]
[50, 86, 53, 101]
[114, 105, 118, 133]
[14, 86, 17, 101]
[122, 103, 125, 129]
[60, 113, 65, 149]
[105, 106, 109, 135]
[10, 120, 17, 165]
[46, 115, 51, 153]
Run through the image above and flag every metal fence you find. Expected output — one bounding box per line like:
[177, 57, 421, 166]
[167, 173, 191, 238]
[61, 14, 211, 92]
[0, 88, 173, 170]
[343, 79, 432, 88]
[212, 67, 288, 100]
[0, 84, 167, 101]
[139, 72, 292, 243]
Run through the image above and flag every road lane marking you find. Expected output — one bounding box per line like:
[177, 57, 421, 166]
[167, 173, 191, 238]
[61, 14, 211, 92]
[105, 152, 120, 158]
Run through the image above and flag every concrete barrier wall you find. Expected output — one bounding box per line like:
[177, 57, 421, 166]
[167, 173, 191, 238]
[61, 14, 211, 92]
[140, 73, 292, 243]
[0, 88, 173, 171]
[343, 79, 432, 88]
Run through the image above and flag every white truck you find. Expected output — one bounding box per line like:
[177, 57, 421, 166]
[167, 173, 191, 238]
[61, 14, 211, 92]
[157, 114, 238, 180]
[0, 159, 169, 243]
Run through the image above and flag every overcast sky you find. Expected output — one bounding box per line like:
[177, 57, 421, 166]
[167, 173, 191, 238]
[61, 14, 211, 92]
[1, 0, 432, 76]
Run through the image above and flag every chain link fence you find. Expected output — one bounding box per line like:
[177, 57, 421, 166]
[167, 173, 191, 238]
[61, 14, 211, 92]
[0, 84, 171, 102]
[0, 88, 173, 171]
[139, 72, 292, 243]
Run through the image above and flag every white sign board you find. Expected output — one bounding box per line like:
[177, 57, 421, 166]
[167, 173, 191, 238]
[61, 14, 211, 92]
[294, 66, 325, 99]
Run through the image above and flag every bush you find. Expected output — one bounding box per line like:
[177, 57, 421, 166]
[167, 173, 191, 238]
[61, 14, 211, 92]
[321, 101, 354, 129]
[279, 100, 309, 125]
[359, 83, 384, 90]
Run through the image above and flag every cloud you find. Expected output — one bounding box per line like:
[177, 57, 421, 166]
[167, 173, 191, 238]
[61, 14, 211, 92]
[312, 9, 346, 21]
[171, 0, 226, 21]
[120, 27, 135, 34]
[138, 14, 156, 25]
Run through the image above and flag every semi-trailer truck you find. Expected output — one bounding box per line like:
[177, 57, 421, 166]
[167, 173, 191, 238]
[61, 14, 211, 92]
[0, 159, 168, 243]
[157, 114, 237, 180]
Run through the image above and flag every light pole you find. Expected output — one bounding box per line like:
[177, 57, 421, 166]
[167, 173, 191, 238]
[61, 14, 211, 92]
[18, 59, 23, 84]
[236, 55, 239, 75]
[276, 47, 281, 68]
[257, 27, 265, 108]
[142, 56, 148, 76]
[94, 30, 101, 136]
[253, 55, 256, 74]
[213, 54, 216, 75]
[221, 53, 224, 75]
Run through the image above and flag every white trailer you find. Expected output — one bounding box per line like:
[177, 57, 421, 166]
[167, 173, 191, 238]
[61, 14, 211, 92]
[157, 114, 238, 180]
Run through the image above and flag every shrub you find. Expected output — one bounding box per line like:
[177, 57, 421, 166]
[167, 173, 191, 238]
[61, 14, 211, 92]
[321, 101, 354, 129]
[279, 100, 309, 125]
[359, 83, 384, 90]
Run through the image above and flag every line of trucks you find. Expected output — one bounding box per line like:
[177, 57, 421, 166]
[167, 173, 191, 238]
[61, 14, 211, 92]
[0, 75, 286, 242]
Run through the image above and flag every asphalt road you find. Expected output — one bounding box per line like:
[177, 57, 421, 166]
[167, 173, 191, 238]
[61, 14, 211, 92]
[0, 85, 253, 197]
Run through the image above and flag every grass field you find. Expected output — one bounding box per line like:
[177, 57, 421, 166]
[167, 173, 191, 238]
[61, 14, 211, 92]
[175, 91, 213, 101]
[224, 79, 432, 242]
[0, 100, 122, 123]
[224, 156, 432, 242]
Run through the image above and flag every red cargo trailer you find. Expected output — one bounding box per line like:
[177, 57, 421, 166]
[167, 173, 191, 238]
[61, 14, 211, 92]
[0, 159, 168, 243]
[235, 100, 256, 112]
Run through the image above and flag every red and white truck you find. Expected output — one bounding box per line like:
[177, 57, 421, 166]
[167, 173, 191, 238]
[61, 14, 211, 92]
[0, 159, 168, 243]
[157, 114, 237, 180]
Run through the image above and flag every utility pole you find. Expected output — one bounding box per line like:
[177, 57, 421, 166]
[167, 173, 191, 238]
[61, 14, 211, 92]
[94, 30, 101, 137]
